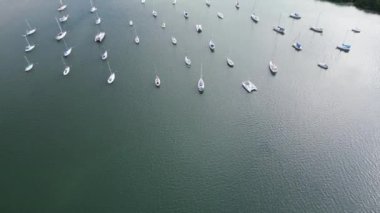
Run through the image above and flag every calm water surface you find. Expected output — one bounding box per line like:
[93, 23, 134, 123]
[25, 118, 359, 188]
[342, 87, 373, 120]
[0, 0, 380, 212]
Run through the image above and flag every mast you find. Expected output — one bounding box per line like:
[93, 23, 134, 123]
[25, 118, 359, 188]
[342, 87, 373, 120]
[24, 35, 31, 46]
[55, 17, 63, 33]
[61, 57, 67, 66]
[107, 61, 112, 74]
[24, 56, 30, 65]
[25, 19, 32, 30]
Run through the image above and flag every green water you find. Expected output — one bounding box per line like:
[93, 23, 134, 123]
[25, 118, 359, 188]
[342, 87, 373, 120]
[1, 0, 380, 212]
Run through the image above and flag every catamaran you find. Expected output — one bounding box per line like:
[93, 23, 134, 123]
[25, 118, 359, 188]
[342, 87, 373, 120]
[23, 35, 35, 52]
[59, 13, 69, 23]
[63, 39, 72, 57]
[102, 50, 108, 60]
[90, 0, 97, 13]
[227, 57, 234, 67]
[24, 56, 34, 72]
[62, 57, 70, 76]
[209, 40, 215, 52]
[269, 61, 278, 74]
[106, 61, 115, 84]
[171, 36, 177, 45]
[95, 32, 106, 42]
[55, 17, 67, 41]
[57, 0, 67, 12]
[25, 19, 36, 36]
[152, 10, 158, 18]
[198, 65, 205, 94]
[242, 80, 257, 93]
[185, 56, 191, 67]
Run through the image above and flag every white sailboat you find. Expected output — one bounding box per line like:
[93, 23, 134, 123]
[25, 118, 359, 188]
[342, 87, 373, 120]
[129, 20, 133, 26]
[185, 56, 191, 67]
[206, 0, 211, 7]
[310, 13, 323, 33]
[25, 19, 36, 36]
[184, 11, 189, 19]
[198, 64, 205, 94]
[62, 57, 70, 76]
[235, 1, 240, 9]
[141, 0, 145, 4]
[209, 40, 215, 52]
[134, 28, 140, 44]
[23, 35, 35, 52]
[95, 12, 102, 25]
[90, 0, 97, 13]
[101, 50, 108, 60]
[171, 36, 177, 45]
[161, 22, 166, 29]
[152, 10, 158, 18]
[59, 13, 69, 23]
[106, 61, 115, 84]
[172, 0, 177, 5]
[55, 17, 67, 41]
[57, 0, 67, 12]
[95, 31, 106, 42]
[24, 56, 34, 72]
[269, 61, 278, 74]
[217, 12, 224, 19]
[63, 39, 72, 57]
[227, 57, 234, 67]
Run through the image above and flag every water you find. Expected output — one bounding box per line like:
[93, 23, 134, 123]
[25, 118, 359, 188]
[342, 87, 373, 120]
[1, 0, 380, 212]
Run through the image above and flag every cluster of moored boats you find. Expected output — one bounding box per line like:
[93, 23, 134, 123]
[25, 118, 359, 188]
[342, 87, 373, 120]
[22, 0, 361, 94]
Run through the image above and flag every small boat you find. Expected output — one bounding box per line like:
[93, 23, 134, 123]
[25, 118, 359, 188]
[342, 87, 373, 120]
[251, 13, 260, 23]
[310, 27, 323, 33]
[135, 36, 140, 44]
[25, 19, 36, 36]
[106, 61, 115, 84]
[226, 57, 234, 67]
[63, 39, 72, 57]
[59, 14, 69, 23]
[172, 0, 176, 5]
[269, 61, 278, 74]
[24, 56, 34, 72]
[152, 10, 158, 18]
[273, 26, 285, 35]
[337, 43, 351, 52]
[217, 12, 224, 19]
[90, 0, 97, 13]
[161, 22, 166, 28]
[101, 50, 108, 60]
[209, 40, 215, 52]
[235, 1, 240, 9]
[171, 36, 177, 45]
[155, 75, 161, 87]
[62, 57, 70, 76]
[206, 0, 211, 7]
[95, 12, 101, 25]
[292, 42, 303, 51]
[242, 80, 257, 93]
[352, 27, 361, 33]
[129, 20, 133, 26]
[196, 25, 203, 33]
[57, 0, 67, 12]
[185, 56, 191, 67]
[289, 12, 301, 20]
[141, 0, 145, 4]
[198, 65, 205, 94]
[23, 35, 35, 52]
[318, 62, 328, 70]
[55, 18, 67, 41]
[94, 32, 106, 42]
[184, 11, 189, 19]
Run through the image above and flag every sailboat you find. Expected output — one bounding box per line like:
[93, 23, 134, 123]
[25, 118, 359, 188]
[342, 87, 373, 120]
[161, 22, 166, 29]
[217, 12, 224, 19]
[185, 56, 191, 67]
[95, 31, 106, 42]
[171, 36, 177, 45]
[134, 28, 140, 44]
[62, 57, 70, 76]
[206, 0, 211, 7]
[90, 0, 97, 13]
[141, 0, 145, 4]
[23, 35, 35, 52]
[172, 0, 177, 5]
[292, 33, 303, 51]
[129, 20, 133, 26]
[152, 10, 158, 18]
[95, 12, 102, 25]
[63, 39, 72, 57]
[59, 13, 69, 23]
[57, 0, 67, 12]
[318, 62, 328, 70]
[24, 56, 34, 72]
[352, 27, 361, 33]
[154, 68, 161, 87]
[106, 61, 115, 84]
[273, 15, 285, 35]
[198, 64, 205, 94]
[226, 57, 234, 67]
[289, 12, 301, 20]
[209, 40, 215, 52]
[55, 17, 67, 41]
[25, 19, 36, 36]
[101, 50, 108, 60]
[310, 13, 323, 33]
[250, 0, 260, 23]
[235, 1, 240, 9]
[184, 11, 189, 19]
[269, 61, 278, 74]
